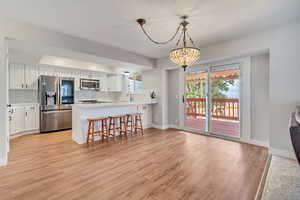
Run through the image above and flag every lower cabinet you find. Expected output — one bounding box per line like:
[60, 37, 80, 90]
[25, 106, 39, 131]
[9, 104, 39, 136]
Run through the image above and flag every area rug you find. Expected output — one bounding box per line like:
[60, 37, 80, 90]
[262, 156, 300, 200]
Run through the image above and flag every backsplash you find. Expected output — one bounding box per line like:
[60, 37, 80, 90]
[75, 90, 122, 102]
[9, 90, 38, 104]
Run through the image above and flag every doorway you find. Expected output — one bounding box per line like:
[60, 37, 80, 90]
[184, 64, 241, 138]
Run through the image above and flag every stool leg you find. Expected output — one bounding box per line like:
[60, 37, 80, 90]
[124, 117, 128, 138]
[119, 117, 123, 138]
[131, 116, 134, 136]
[108, 118, 113, 142]
[113, 118, 116, 141]
[139, 114, 144, 135]
[134, 115, 138, 134]
[92, 121, 95, 145]
[87, 121, 92, 146]
[101, 120, 104, 143]
[104, 119, 108, 142]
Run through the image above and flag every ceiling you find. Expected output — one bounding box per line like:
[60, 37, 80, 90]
[0, 0, 300, 59]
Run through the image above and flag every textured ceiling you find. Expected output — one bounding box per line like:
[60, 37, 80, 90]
[0, 0, 299, 58]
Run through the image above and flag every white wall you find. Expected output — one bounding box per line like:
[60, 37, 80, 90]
[269, 21, 300, 155]
[167, 69, 180, 127]
[142, 69, 168, 128]
[156, 19, 300, 158]
[251, 54, 270, 144]
[0, 38, 8, 166]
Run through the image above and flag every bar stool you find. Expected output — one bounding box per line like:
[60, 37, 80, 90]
[86, 117, 108, 146]
[126, 113, 143, 135]
[108, 115, 128, 139]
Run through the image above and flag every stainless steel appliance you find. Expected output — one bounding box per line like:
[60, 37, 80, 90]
[80, 78, 100, 91]
[39, 76, 75, 132]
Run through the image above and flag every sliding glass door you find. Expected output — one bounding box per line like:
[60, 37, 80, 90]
[184, 71, 208, 132]
[184, 65, 241, 138]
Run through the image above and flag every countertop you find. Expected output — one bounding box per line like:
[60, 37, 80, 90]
[72, 101, 157, 108]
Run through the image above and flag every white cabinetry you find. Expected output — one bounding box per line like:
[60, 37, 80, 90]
[107, 74, 124, 92]
[9, 63, 38, 89]
[25, 105, 39, 131]
[9, 106, 25, 135]
[9, 104, 39, 136]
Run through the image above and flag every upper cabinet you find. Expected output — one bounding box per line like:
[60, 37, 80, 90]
[107, 74, 124, 92]
[9, 63, 133, 93]
[9, 63, 38, 90]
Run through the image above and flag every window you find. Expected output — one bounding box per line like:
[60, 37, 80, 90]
[128, 74, 143, 93]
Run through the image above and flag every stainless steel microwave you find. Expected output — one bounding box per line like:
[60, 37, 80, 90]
[80, 78, 100, 91]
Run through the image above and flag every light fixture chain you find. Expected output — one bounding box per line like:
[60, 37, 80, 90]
[139, 23, 182, 45]
[186, 32, 195, 46]
[175, 30, 184, 47]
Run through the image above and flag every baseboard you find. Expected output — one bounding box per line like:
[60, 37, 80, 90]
[150, 124, 169, 130]
[10, 130, 40, 139]
[255, 153, 272, 200]
[269, 148, 296, 160]
[0, 155, 8, 166]
[245, 139, 269, 147]
[167, 124, 180, 129]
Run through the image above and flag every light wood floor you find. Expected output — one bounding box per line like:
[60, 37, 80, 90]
[0, 128, 268, 200]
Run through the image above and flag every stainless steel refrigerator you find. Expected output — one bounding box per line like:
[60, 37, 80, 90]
[39, 75, 75, 132]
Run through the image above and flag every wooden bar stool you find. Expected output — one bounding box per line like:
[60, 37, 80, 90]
[118, 115, 128, 138]
[86, 117, 108, 146]
[127, 113, 143, 135]
[108, 115, 128, 140]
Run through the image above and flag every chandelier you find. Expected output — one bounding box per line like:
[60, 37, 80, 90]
[137, 16, 200, 71]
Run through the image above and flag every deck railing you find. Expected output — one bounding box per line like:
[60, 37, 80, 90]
[186, 98, 239, 121]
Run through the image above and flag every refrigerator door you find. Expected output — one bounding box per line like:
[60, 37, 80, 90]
[40, 110, 72, 132]
[59, 77, 75, 110]
[39, 76, 60, 111]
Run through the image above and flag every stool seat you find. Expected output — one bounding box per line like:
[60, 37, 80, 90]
[87, 117, 107, 121]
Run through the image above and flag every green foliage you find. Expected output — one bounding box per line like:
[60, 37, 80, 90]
[186, 79, 235, 98]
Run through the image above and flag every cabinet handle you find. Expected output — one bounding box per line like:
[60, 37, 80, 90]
[25, 111, 27, 117]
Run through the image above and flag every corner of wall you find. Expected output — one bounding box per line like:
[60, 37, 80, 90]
[0, 153, 8, 166]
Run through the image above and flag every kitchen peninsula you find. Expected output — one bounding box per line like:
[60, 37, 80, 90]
[72, 102, 156, 144]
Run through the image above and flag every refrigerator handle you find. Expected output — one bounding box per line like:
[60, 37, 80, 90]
[57, 78, 61, 106]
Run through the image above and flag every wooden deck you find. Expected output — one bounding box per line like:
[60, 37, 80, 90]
[185, 117, 240, 137]
[0, 129, 268, 200]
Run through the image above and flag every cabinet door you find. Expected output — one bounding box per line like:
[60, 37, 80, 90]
[107, 74, 123, 92]
[25, 106, 38, 131]
[9, 64, 15, 89]
[16, 64, 25, 89]
[25, 65, 38, 89]
[14, 64, 25, 89]
[74, 72, 81, 91]
[100, 75, 108, 92]
[10, 107, 25, 135]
